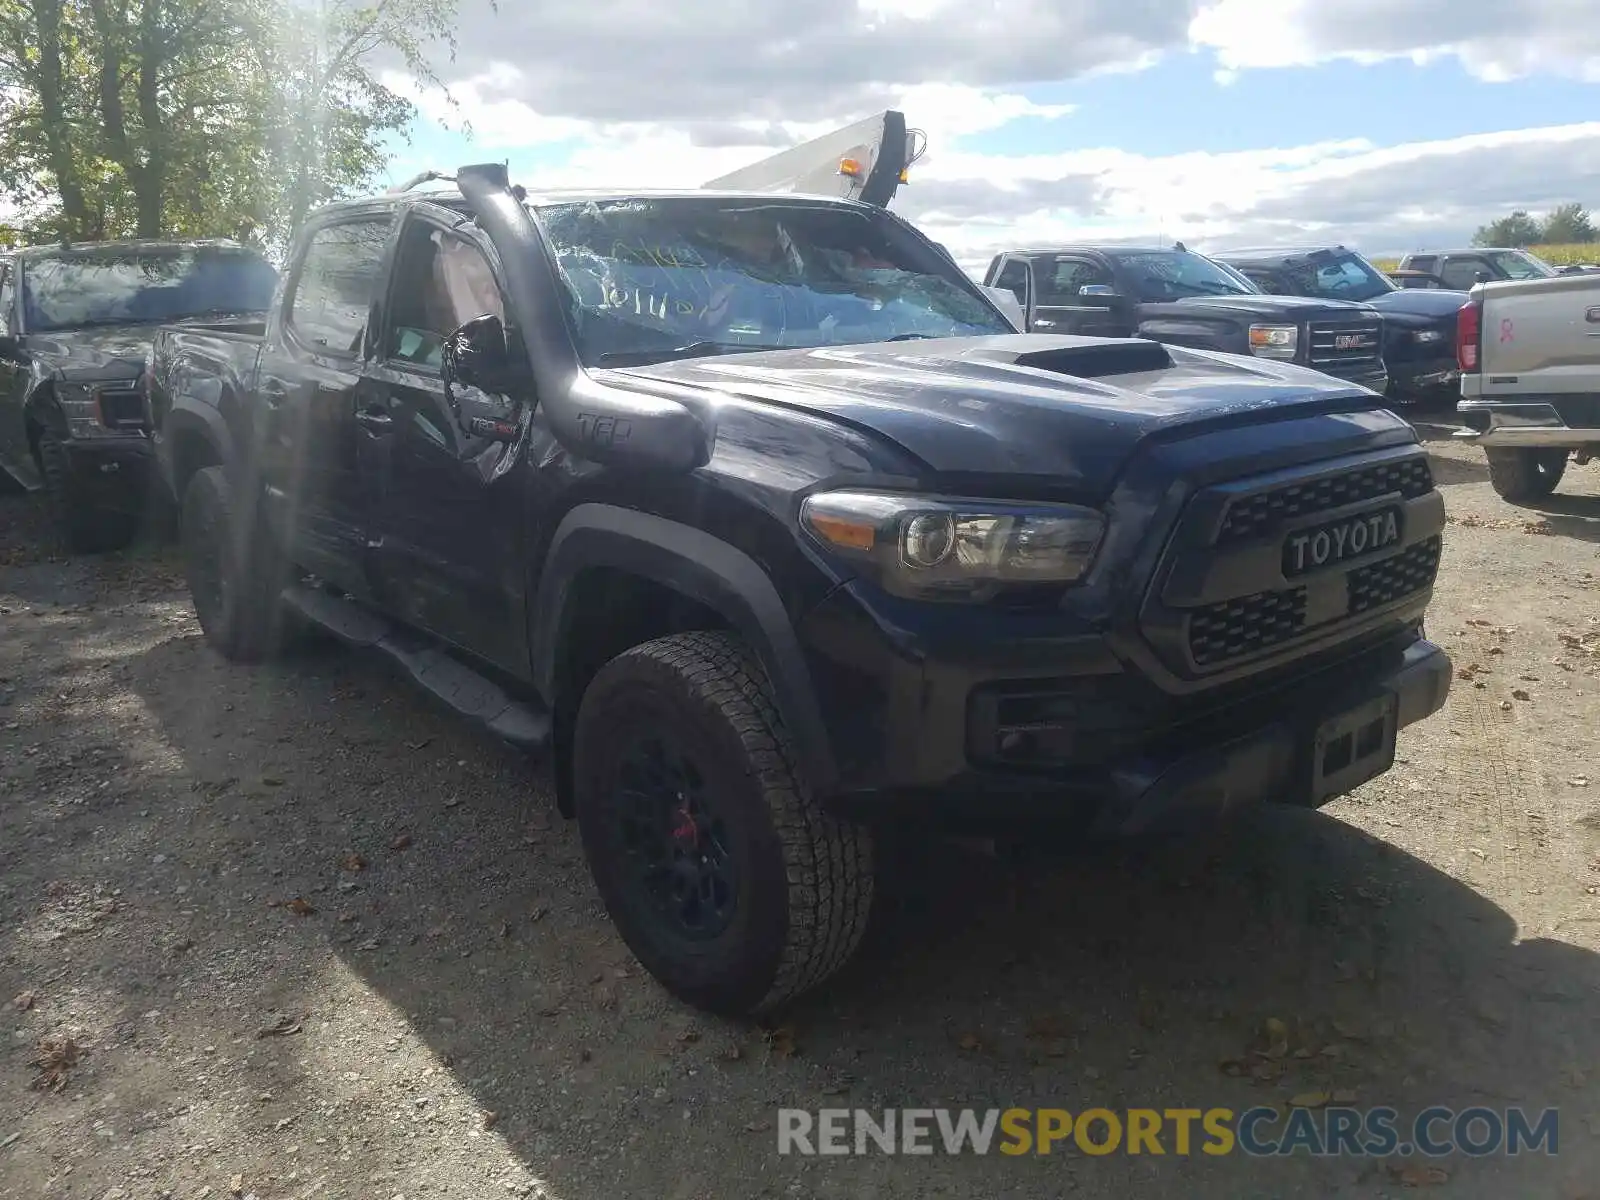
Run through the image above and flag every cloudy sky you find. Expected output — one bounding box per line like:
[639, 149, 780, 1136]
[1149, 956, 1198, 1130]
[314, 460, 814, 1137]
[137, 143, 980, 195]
[381, 0, 1600, 275]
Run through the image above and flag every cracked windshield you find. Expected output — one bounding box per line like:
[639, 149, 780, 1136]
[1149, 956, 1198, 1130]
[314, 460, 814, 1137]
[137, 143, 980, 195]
[2, 0, 1598, 1198]
[537, 198, 1010, 365]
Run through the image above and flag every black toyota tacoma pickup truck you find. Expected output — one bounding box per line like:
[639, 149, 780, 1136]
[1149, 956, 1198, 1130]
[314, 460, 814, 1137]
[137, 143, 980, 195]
[1214, 245, 1466, 405]
[148, 165, 1451, 1016]
[982, 245, 1389, 393]
[0, 239, 278, 551]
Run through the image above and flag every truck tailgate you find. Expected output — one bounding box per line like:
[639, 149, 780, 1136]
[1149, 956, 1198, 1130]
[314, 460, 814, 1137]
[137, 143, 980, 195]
[1476, 273, 1600, 397]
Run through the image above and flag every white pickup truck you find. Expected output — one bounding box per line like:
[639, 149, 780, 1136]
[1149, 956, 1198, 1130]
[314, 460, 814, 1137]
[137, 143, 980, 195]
[1454, 272, 1600, 501]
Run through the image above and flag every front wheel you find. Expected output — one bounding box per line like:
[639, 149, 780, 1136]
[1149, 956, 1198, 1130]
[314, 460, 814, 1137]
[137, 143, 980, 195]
[180, 466, 298, 661]
[37, 430, 139, 554]
[1485, 447, 1568, 502]
[573, 631, 874, 1016]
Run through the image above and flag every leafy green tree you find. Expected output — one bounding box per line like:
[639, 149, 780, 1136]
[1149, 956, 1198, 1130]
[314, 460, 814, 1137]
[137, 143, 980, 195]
[1472, 210, 1544, 248]
[1539, 202, 1596, 244]
[0, 0, 475, 246]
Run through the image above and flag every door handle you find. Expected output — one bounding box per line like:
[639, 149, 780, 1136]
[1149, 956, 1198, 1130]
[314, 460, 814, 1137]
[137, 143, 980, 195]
[354, 407, 394, 431]
[1033, 319, 1057, 328]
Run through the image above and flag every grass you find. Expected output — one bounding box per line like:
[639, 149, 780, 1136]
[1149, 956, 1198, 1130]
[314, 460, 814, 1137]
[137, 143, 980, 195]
[1371, 244, 1600, 272]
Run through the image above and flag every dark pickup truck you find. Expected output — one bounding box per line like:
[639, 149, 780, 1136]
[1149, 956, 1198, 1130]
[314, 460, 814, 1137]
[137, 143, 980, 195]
[148, 165, 1451, 1016]
[1394, 247, 1590, 290]
[0, 239, 278, 552]
[1215, 245, 1465, 404]
[982, 245, 1389, 393]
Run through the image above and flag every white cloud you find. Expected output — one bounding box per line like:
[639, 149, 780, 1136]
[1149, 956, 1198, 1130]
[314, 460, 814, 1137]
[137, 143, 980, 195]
[377, 1, 1600, 275]
[1189, 0, 1600, 81]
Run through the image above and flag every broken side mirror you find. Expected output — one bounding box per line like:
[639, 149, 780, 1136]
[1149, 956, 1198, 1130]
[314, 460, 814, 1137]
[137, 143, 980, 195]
[442, 313, 518, 396]
[440, 313, 526, 442]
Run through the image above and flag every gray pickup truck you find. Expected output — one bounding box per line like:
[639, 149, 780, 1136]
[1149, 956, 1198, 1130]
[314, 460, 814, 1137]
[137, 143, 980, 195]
[1454, 271, 1600, 500]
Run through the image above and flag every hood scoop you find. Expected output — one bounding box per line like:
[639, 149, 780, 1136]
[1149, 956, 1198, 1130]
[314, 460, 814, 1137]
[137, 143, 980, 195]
[998, 339, 1174, 379]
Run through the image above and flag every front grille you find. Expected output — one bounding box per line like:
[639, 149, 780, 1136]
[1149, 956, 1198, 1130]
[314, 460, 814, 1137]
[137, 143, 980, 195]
[1307, 319, 1383, 374]
[1350, 536, 1442, 614]
[1189, 587, 1308, 668]
[1219, 456, 1433, 543]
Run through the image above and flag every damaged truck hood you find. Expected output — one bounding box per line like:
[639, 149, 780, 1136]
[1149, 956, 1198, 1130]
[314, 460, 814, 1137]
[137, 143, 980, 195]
[605, 334, 1395, 488]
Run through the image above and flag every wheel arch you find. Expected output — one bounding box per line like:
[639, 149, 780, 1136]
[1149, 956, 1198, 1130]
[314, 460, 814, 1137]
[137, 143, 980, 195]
[530, 504, 840, 812]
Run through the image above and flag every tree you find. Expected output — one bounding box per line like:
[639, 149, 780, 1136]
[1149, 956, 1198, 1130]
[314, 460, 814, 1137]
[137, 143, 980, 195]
[1540, 202, 1596, 244]
[1473, 210, 1544, 248]
[0, 0, 473, 246]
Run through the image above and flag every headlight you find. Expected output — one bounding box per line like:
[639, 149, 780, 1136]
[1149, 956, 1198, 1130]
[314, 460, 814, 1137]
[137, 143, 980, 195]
[53, 383, 112, 439]
[800, 490, 1106, 602]
[1414, 329, 1444, 343]
[1247, 324, 1298, 359]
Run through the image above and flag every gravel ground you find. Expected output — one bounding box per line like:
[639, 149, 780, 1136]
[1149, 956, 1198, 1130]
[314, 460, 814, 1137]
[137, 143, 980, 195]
[2, 427, 1599, 1199]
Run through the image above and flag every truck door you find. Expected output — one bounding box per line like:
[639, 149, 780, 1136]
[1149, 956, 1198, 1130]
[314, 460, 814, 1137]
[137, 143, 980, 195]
[359, 206, 528, 669]
[1028, 255, 1135, 338]
[256, 210, 396, 600]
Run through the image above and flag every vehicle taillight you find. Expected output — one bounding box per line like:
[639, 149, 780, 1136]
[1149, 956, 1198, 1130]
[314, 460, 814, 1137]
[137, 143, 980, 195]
[1456, 300, 1481, 372]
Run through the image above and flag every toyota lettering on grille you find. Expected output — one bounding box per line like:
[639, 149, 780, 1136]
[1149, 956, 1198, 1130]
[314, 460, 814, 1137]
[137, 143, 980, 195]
[1283, 508, 1401, 577]
[1333, 333, 1369, 350]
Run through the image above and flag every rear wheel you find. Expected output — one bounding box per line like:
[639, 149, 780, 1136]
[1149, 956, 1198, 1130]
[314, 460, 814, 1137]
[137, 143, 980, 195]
[1485, 447, 1568, 502]
[37, 430, 139, 554]
[574, 631, 874, 1016]
[180, 466, 297, 661]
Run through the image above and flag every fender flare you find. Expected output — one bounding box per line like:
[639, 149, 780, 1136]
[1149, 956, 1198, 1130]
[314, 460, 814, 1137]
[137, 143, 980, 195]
[158, 400, 236, 497]
[530, 503, 839, 797]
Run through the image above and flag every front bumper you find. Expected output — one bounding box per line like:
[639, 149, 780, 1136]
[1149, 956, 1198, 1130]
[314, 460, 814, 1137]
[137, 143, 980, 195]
[1454, 396, 1600, 449]
[802, 577, 1450, 835]
[63, 436, 155, 502]
[1387, 354, 1459, 394]
[1318, 363, 1389, 393]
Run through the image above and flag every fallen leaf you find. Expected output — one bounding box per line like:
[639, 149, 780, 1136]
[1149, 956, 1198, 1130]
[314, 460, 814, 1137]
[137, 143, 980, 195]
[744, 1120, 771, 1133]
[482, 1111, 499, 1131]
[1500, 700, 1514, 711]
[390, 834, 413, 851]
[957, 1031, 983, 1052]
[676, 1028, 701, 1044]
[499, 921, 512, 938]
[1289, 1091, 1329, 1109]
[1571, 777, 1589, 788]
[256, 1014, 302, 1038]
[1261, 1016, 1290, 1059]
[260, 776, 285, 787]
[12, 989, 37, 1012]
[337, 912, 358, 924]
[27, 1037, 80, 1092]
[230, 1173, 245, 1195]
[592, 983, 618, 1011]
[719, 1041, 743, 1062]
[1512, 689, 1531, 701]
[528, 905, 548, 923]
[405, 738, 433, 751]
[763, 1026, 797, 1060]
[285, 897, 315, 916]
[338, 853, 367, 873]
[1390, 1164, 1449, 1187]
[1218, 1058, 1247, 1077]
[443, 796, 461, 809]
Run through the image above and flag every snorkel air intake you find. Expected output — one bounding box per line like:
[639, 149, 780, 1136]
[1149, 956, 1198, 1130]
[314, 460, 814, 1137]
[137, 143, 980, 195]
[453, 162, 711, 472]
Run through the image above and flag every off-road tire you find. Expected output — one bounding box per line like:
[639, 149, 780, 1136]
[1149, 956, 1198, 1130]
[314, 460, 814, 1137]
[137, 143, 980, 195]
[573, 630, 874, 1016]
[180, 466, 297, 662]
[1485, 447, 1568, 502]
[37, 430, 139, 554]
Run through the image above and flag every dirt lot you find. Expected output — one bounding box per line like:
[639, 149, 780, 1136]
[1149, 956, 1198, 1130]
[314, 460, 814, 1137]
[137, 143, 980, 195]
[3, 426, 1599, 1199]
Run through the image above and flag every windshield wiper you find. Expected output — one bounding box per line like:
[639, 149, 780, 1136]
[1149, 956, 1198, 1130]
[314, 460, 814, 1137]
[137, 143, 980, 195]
[593, 340, 788, 367]
[884, 332, 941, 341]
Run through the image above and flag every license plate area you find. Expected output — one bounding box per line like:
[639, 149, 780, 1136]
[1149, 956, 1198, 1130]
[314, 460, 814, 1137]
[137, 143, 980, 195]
[1311, 693, 1397, 803]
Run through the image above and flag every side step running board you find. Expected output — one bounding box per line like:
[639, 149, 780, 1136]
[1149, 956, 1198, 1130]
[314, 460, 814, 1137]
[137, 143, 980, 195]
[281, 584, 552, 755]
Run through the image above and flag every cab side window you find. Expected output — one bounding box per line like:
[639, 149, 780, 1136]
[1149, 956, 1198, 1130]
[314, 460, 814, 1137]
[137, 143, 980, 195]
[1037, 258, 1112, 306]
[994, 259, 1030, 305]
[288, 217, 393, 356]
[1439, 257, 1486, 291]
[385, 221, 507, 370]
[0, 264, 15, 334]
